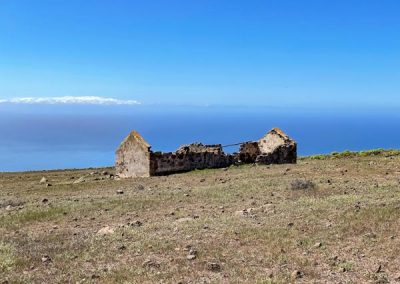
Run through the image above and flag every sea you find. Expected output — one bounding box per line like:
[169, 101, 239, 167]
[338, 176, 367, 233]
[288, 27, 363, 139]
[1, 104, 399, 172]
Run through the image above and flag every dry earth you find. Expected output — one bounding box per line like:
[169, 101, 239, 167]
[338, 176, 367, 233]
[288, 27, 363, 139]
[1, 154, 400, 283]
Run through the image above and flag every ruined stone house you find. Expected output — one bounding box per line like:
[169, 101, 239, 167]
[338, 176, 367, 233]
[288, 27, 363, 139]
[115, 128, 297, 178]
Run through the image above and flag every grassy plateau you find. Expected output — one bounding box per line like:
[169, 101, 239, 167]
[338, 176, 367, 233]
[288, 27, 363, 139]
[1, 151, 400, 283]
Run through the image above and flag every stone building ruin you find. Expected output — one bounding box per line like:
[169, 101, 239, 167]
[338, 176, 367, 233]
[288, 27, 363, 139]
[115, 128, 297, 178]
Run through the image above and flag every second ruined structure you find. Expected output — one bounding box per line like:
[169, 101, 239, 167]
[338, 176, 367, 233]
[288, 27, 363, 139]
[115, 128, 297, 178]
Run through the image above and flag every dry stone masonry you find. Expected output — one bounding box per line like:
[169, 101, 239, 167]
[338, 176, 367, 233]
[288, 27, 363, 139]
[115, 128, 297, 178]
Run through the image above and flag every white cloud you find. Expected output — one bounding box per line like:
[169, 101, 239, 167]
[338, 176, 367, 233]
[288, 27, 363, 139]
[0, 96, 141, 105]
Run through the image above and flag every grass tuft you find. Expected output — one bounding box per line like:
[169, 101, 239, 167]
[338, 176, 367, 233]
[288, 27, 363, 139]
[0, 242, 16, 273]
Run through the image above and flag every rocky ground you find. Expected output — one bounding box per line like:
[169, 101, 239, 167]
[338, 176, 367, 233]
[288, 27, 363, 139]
[1, 153, 400, 283]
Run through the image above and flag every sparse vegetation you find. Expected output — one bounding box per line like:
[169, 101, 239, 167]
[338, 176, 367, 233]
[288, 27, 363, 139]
[305, 148, 400, 160]
[290, 179, 316, 190]
[0, 242, 16, 273]
[1, 153, 400, 283]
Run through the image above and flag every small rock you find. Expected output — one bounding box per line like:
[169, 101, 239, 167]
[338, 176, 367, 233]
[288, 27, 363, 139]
[265, 269, 274, 278]
[175, 217, 193, 223]
[5, 205, 12, 211]
[96, 226, 115, 236]
[207, 262, 221, 272]
[116, 189, 124, 195]
[128, 220, 143, 227]
[189, 248, 197, 256]
[314, 242, 322, 248]
[187, 254, 196, 260]
[136, 184, 145, 191]
[118, 245, 126, 251]
[102, 171, 109, 175]
[41, 255, 52, 264]
[42, 198, 49, 203]
[46, 183, 52, 187]
[292, 270, 303, 279]
[73, 177, 85, 184]
[142, 259, 160, 269]
[393, 273, 400, 281]
[40, 177, 47, 184]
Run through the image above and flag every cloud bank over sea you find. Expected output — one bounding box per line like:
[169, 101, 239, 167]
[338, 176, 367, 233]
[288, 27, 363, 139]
[0, 96, 140, 105]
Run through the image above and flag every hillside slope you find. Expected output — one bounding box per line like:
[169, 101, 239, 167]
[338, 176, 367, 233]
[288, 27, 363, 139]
[1, 155, 400, 283]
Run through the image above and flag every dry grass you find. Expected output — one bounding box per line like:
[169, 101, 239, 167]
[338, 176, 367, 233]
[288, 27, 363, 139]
[1, 155, 400, 283]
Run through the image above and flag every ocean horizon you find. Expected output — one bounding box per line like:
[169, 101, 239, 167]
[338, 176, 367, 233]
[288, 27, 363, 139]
[1, 104, 399, 172]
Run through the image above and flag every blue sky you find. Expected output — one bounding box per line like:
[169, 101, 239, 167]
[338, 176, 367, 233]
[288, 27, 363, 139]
[0, 0, 399, 108]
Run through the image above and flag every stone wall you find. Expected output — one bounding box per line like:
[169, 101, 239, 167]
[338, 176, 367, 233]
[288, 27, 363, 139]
[257, 128, 297, 164]
[116, 128, 297, 178]
[238, 142, 260, 163]
[115, 131, 151, 178]
[150, 143, 232, 175]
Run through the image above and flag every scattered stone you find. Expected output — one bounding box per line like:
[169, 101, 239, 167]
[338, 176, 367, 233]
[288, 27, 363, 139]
[45, 183, 52, 187]
[187, 254, 197, 260]
[207, 262, 221, 272]
[73, 177, 86, 184]
[136, 184, 145, 191]
[118, 245, 126, 251]
[5, 205, 12, 211]
[116, 189, 124, 195]
[41, 255, 52, 264]
[142, 259, 160, 269]
[102, 171, 109, 176]
[127, 220, 143, 227]
[39, 177, 47, 184]
[42, 198, 49, 203]
[393, 273, 400, 281]
[96, 226, 115, 236]
[292, 270, 303, 279]
[314, 242, 322, 248]
[265, 269, 274, 278]
[175, 217, 194, 223]
[189, 248, 197, 256]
